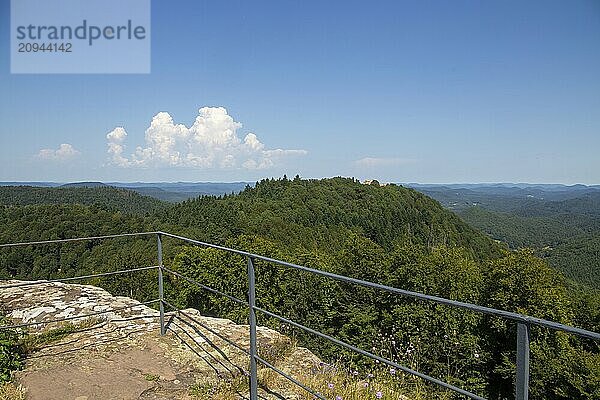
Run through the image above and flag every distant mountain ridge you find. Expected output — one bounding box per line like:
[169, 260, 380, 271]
[2, 181, 599, 203]
[409, 184, 600, 288]
[406, 182, 600, 190]
[0, 185, 166, 215]
[405, 183, 600, 212]
[60, 182, 108, 188]
[0, 181, 251, 202]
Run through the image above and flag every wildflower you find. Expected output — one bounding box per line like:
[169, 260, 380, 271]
[363, 382, 369, 388]
[336, 397, 342, 400]
[474, 353, 480, 358]
[389, 368, 396, 375]
[376, 391, 383, 398]
[327, 383, 334, 389]
[352, 370, 359, 376]
[367, 373, 374, 378]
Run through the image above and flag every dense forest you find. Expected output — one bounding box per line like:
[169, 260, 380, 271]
[410, 184, 600, 289]
[456, 194, 600, 288]
[0, 186, 166, 215]
[0, 178, 598, 399]
[160, 177, 501, 259]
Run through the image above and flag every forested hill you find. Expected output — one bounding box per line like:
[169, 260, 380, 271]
[0, 186, 167, 215]
[455, 192, 600, 289]
[0, 177, 598, 398]
[162, 177, 501, 259]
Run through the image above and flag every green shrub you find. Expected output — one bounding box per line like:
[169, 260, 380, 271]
[0, 316, 24, 383]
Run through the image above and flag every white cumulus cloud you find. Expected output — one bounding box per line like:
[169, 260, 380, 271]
[36, 143, 80, 161]
[106, 107, 307, 169]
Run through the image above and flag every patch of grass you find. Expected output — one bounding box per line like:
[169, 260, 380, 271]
[188, 363, 446, 400]
[187, 340, 451, 400]
[0, 315, 25, 383]
[257, 364, 430, 400]
[144, 373, 160, 382]
[0, 382, 26, 400]
[189, 376, 247, 399]
[276, 366, 438, 400]
[253, 337, 441, 399]
[258, 335, 295, 366]
[20, 317, 104, 354]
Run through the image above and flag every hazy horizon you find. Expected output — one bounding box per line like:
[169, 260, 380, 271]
[1, 179, 599, 187]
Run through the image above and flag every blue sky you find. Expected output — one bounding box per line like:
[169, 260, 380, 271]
[0, 0, 599, 183]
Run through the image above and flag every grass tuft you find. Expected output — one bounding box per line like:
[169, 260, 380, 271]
[144, 373, 160, 382]
[189, 376, 247, 399]
[0, 382, 26, 400]
[19, 317, 104, 354]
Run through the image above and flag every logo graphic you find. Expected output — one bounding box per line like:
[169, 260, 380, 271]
[11, 0, 151, 74]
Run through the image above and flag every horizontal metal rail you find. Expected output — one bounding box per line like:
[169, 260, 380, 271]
[0, 299, 160, 330]
[162, 267, 248, 307]
[159, 231, 600, 340]
[0, 265, 159, 289]
[0, 232, 159, 248]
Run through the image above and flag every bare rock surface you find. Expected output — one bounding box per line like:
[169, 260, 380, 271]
[0, 280, 320, 400]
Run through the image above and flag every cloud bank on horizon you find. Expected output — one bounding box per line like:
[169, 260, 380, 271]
[106, 107, 307, 170]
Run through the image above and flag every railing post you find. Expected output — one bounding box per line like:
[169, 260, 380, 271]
[516, 323, 530, 400]
[247, 255, 258, 400]
[157, 233, 165, 336]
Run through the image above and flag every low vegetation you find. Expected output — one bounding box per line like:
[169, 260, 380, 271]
[0, 315, 23, 383]
[0, 382, 25, 400]
[19, 318, 103, 354]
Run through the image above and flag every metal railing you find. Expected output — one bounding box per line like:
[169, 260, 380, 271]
[1, 231, 599, 400]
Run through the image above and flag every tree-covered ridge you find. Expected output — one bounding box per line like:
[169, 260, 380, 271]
[461, 206, 600, 288]
[0, 186, 168, 215]
[164, 177, 501, 259]
[0, 177, 598, 398]
[509, 192, 600, 219]
[414, 184, 600, 289]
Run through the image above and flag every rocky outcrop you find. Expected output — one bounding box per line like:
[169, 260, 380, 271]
[0, 280, 320, 400]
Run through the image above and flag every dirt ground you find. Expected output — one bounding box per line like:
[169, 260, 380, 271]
[17, 331, 197, 400]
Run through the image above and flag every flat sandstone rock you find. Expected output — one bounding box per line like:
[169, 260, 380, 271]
[0, 280, 320, 400]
